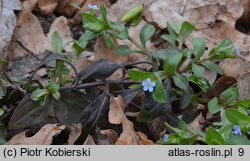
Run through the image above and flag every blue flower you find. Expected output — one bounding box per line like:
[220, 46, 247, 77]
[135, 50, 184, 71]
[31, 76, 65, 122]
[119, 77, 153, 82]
[88, 4, 99, 10]
[233, 45, 241, 55]
[142, 78, 156, 92]
[163, 134, 169, 142]
[233, 125, 242, 135]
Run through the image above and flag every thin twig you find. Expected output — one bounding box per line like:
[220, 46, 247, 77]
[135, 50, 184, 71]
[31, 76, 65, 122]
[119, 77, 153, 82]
[60, 79, 139, 91]
[13, 41, 41, 61]
[180, 0, 187, 15]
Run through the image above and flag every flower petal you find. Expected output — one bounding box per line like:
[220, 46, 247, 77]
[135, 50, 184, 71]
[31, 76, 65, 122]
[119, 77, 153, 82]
[151, 82, 156, 87]
[142, 81, 147, 86]
[148, 87, 154, 92]
[146, 78, 151, 83]
[163, 134, 169, 142]
[143, 86, 149, 91]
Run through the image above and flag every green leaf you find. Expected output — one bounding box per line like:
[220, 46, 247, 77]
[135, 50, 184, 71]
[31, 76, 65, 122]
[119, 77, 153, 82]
[180, 90, 191, 110]
[120, 4, 144, 22]
[164, 53, 182, 75]
[173, 73, 189, 90]
[188, 75, 211, 92]
[52, 91, 60, 100]
[225, 135, 250, 145]
[116, 45, 134, 56]
[0, 86, 6, 99]
[208, 97, 221, 114]
[84, 23, 104, 33]
[130, 14, 142, 26]
[0, 123, 7, 145]
[152, 47, 179, 60]
[167, 21, 181, 37]
[0, 58, 6, 65]
[52, 31, 63, 53]
[137, 79, 173, 122]
[47, 82, 60, 94]
[161, 34, 176, 47]
[152, 78, 167, 103]
[100, 4, 111, 29]
[201, 61, 223, 75]
[110, 27, 129, 40]
[206, 127, 225, 145]
[128, 70, 157, 81]
[82, 12, 103, 24]
[220, 85, 239, 106]
[236, 99, 250, 109]
[31, 89, 49, 101]
[140, 23, 156, 47]
[178, 21, 195, 44]
[192, 38, 206, 60]
[177, 116, 190, 132]
[103, 32, 114, 49]
[0, 108, 4, 117]
[165, 122, 193, 139]
[225, 108, 250, 124]
[8, 91, 91, 131]
[192, 63, 205, 77]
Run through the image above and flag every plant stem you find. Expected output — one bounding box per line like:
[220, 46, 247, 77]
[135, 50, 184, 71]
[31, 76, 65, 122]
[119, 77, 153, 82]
[127, 36, 145, 51]
[60, 79, 139, 91]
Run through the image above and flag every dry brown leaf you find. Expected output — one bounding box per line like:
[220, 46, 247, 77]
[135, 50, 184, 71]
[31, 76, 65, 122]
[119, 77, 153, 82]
[137, 132, 153, 145]
[188, 113, 205, 132]
[115, 119, 139, 145]
[47, 16, 73, 52]
[56, 0, 86, 17]
[37, 0, 58, 16]
[109, 96, 126, 124]
[220, 58, 250, 80]
[7, 11, 48, 60]
[237, 72, 250, 100]
[109, 96, 138, 144]
[67, 124, 82, 145]
[7, 124, 66, 145]
[144, 0, 243, 29]
[7, 11, 73, 61]
[94, 36, 129, 63]
[22, 0, 38, 12]
[83, 135, 96, 145]
[109, 96, 153, 145]
[96, 129, 118, 145]
[203, 76, 237, 99]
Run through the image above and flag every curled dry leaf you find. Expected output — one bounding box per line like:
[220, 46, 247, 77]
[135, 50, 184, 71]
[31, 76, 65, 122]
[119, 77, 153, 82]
[67, 124, 82, 145]
[109, 95, 153, 145]
[83, 135, 96, 145]
[7, 124, 66, 145]
[137, 132, 153, 145]
[96, 129, 118, 145]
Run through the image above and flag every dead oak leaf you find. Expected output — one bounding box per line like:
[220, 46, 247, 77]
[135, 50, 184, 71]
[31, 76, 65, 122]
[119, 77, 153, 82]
[7, 124, 66, 145]
[67, 124, 82, 145]
[109, 95, 153, 145]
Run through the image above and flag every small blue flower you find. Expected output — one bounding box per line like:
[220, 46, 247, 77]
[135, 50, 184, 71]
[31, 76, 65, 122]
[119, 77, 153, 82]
[233, 125, 242, 135]
[142, 78, 156, 92]
[163, 134, 169, 142]
[233, 45, 241, 55]
[88, 4, 99, 10]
